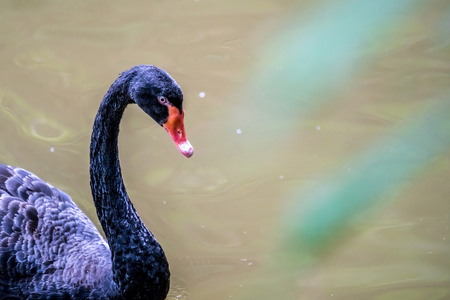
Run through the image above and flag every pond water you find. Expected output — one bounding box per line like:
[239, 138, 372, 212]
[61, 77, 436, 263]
[0, 1, 449, 299]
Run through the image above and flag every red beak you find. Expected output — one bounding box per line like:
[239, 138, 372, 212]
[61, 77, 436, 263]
[162, 106, 194, 158]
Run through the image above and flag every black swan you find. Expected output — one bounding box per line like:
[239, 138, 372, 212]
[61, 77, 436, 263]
[0, 65, 194, 299]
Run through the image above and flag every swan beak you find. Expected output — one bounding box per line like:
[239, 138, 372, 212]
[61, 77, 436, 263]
[163, 106, 194, 158]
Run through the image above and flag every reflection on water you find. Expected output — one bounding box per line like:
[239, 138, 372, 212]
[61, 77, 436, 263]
[0, 0, 449, 299]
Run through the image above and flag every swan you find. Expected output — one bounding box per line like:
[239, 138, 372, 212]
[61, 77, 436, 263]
[0, 65, 193, 299]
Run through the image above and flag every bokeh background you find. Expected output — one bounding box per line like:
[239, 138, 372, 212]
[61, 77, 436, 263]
[0, 0, 449, 299]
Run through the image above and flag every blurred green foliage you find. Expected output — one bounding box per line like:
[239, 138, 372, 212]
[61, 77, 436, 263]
[285, 98, 450, 258]
[239, 0, 450, 298]
[254, 0, 422, 114]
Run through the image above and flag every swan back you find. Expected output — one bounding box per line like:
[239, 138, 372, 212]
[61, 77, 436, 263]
[0, 164, 115, 298]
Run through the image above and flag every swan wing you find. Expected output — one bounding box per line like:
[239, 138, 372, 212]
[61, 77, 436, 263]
[0, 164, 112, 296]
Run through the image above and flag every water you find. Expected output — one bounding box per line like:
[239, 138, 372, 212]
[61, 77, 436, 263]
[0, 1, 449, 299]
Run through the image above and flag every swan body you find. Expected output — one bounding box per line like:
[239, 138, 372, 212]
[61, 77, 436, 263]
[0, 65, 193, 299]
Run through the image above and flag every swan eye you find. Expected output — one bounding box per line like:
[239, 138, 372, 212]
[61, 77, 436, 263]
[158, 96, 169, 105]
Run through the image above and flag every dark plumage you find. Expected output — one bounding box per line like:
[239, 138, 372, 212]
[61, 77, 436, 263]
[0, 65, 194, 299]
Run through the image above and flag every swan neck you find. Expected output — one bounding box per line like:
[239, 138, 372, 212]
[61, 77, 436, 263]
[89, 88, 130, 230]
[89, 74, 170, 296]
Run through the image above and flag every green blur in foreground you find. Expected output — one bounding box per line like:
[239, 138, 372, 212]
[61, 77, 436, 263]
[237, 0, 449, 298]
[284, 98, 450, 258]
[257, 0, 450, 261]
[247, 0, 448, 259]
[253, 0, 422, 115]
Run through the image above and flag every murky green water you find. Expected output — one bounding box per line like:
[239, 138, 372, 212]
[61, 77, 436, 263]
[0, 1, 449, 299]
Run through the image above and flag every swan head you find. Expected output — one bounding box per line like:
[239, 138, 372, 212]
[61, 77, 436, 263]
[128, 65, 194, 158]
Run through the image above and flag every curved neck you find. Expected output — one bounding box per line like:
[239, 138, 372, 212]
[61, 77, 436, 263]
[89, 73, 170, 297]
[89, 74, 135, 241]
